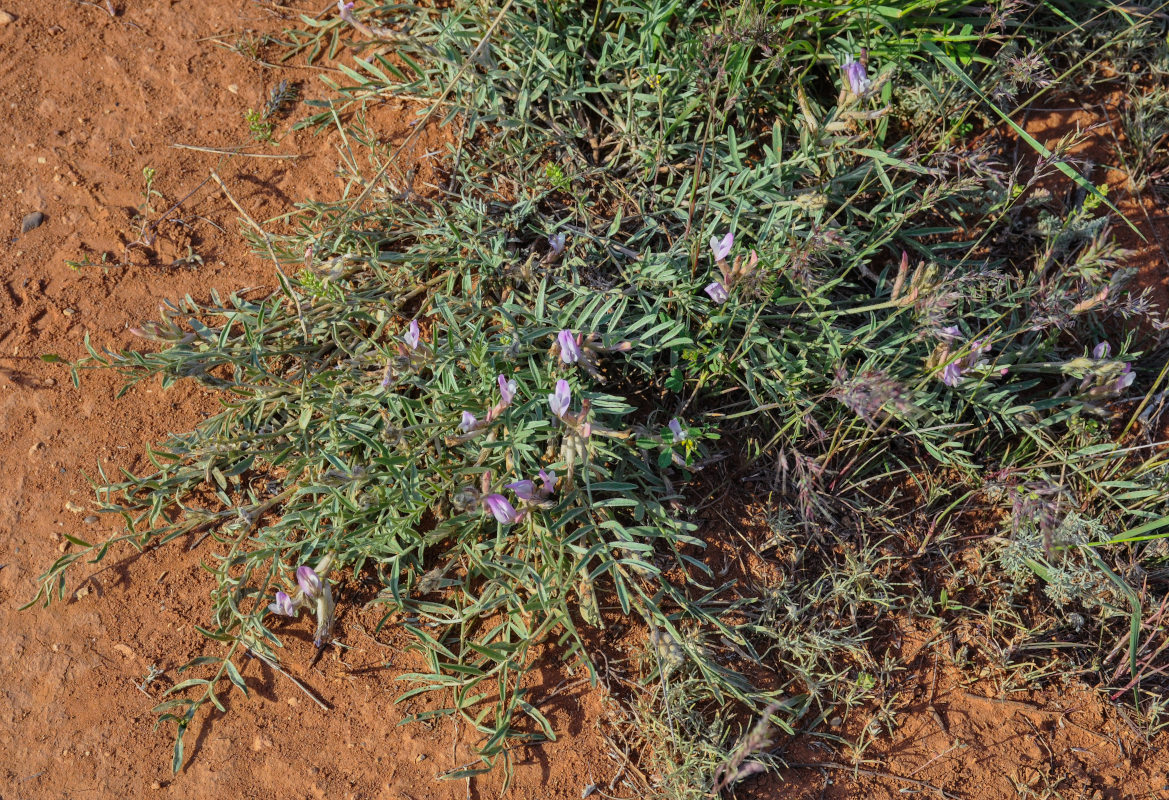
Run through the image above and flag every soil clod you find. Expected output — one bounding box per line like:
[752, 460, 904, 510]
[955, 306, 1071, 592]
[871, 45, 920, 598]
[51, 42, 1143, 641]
[20, 211, 44, 233]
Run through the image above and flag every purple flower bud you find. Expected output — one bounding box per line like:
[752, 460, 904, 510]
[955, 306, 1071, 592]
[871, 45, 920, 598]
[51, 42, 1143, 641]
[705, 282, 729, 304]
[507, 480, 537, 501]
[558, 329, 581, 364]
[297, 566, 322, 600]
[459, 411, 479, 433]
[538, 469, 556, 495]
[548, 380, 572, 419]
[483, 494, 519, 524]
[1093, 341, 1111, 359]
[549, 233, 566, 254]
[404, 320, 421, 350]
[709, 231, 734, 262]
[941, 362, 964, 386]
[268, 590, 296, 617]
[498, 374, 517, 406]
[939, 325, 962, 340]
[668, 418, 686, 443]
[842, 55, 871, 94]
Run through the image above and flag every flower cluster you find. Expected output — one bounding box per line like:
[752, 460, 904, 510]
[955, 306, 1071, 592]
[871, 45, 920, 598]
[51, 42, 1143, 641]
[1078, 341, 1137, 399]
[552, 328, 631, 379]
[932, 326, 994, 386]
[480, 469, 558, 526]
[457, 374, 520, 437]
[267, 560, 337, 649]
[383, 319, 429, 387]
[704, 232, 759, 305]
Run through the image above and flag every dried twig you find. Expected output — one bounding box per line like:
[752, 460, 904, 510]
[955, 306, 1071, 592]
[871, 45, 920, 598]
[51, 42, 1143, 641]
[790, 762, 962, 800]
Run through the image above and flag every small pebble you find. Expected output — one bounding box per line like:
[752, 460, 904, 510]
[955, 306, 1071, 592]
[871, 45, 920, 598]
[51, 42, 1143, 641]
[62, 308, 75, 317]
[83, 515, 99, 525]
[0, 10, 15, 25]
[21, 211, 45, 233]
[415, 754, 426, 763]
[151, 782, 161, 790]
[65, 501, 85, 513]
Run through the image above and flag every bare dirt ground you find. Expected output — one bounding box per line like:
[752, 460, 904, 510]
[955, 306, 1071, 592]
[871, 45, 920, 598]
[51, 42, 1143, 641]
[1, 3, 1168, 799]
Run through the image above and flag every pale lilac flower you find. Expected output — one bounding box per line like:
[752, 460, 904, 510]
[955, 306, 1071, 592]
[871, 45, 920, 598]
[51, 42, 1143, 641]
[483, 494, 519, 524]
[710, 231, 734, 262]
[268, 590, 296, 617]
[404, 320, 421, 350]
[498, 375, 518, 406]
[941, 362, 964, 386]
[1115, 363, 1135, 392]
[297, 566, 323, 600]
[459, 411, 479, 433]
[506, 480, 537, 501]
[549, 233, 566, 254]
[842, 55, 871, 94]
[558, 329, 581, 364]
[668, 418, 686, 443]
[705, 282, 729, 304]
[337, 0, 355, 20]
[538, 469, 556, 495]
[548, 379, 571, 419]
[939, 325, 962, 340]
[1093, 341, 1111, 359]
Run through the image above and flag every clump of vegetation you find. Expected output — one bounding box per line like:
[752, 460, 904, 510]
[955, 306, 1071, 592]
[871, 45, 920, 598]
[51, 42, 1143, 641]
[32, 0, 1169, 794]
[245, 79, 299, 142]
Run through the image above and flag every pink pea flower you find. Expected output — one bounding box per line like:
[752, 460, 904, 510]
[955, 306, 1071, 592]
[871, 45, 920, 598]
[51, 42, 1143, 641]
[297, 566, 323, 600]
[506, 480, 537, 501]
[498, 375, 518, 405]
[549, 233, 566, 255]
[668, 418, 686, 443]
[1115, 363, 1135, 393]
[558, 329, 582, 364]
[548, 379, 572, 419]
[269, 590, 296, 617]
[842, 55, 871, 94]
[483, 494, 520, 524]
[538, 469, 556, 495]
[404, 320, 421, 350]
[1093, 341, 1111, 359]
[459, 411, 479, 433]
[705, 282, 729, 304]
[710, 231, 734, 262]
[941, 362, 964, 387]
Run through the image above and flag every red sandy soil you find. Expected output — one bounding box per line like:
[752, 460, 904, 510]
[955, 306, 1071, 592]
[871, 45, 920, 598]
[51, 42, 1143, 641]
[0, 2, 611, 798]
[2, 4, 1168, 800]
